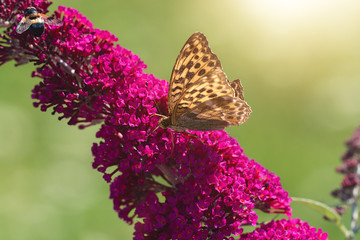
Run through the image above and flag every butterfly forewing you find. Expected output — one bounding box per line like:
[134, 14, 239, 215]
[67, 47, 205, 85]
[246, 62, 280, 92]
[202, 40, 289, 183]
[168, 32, 222, 114]
[177, 95, 251, 131]
[230, 79, 245, 100]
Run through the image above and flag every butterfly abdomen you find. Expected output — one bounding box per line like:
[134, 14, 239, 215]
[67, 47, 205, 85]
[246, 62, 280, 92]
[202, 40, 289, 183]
[177, 112, 230, 131]
[159, 116, 188, 132]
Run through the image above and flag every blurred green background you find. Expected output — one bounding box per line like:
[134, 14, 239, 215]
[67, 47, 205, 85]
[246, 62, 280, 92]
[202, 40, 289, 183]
[1, 0, 360, 239]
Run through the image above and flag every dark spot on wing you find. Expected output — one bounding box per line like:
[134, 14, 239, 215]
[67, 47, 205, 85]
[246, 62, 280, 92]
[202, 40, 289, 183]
[179, 65, 185, 74]
[172, 86, 182, 92]
[186, 61, 194, 69]
[208, 61, 215, 67]
[175, 77, 185, 84]
[183, 51, 190, 58]
[202, 56, 209, 62]
[185, 82, 193, 88]
[186, 72, 195, 80]
[198, 69, 206, 76]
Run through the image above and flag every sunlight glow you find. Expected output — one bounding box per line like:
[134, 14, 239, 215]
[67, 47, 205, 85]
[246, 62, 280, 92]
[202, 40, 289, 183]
[246, 0, 317, 21]
[242, 0, 359, 30]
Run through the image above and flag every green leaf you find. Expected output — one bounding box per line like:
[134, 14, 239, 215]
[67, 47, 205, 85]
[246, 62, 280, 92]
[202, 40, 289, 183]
[292, 197, 341, 224]
[291, 197, 352, 238]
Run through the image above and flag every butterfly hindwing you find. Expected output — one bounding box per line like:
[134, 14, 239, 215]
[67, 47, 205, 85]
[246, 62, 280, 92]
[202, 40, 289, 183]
[230, 79, 245, 100]
[177, 95, 251, 131]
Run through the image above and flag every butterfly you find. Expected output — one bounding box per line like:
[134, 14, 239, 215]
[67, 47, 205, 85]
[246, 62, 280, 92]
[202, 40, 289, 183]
[154, 32, 251, 133]
[16, 7, 62, 37]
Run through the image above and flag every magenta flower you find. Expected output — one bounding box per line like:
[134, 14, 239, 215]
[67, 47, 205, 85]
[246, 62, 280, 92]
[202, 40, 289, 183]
[110, 131, 292, 239]
[0, 0, 327, 239]
[331, 125, 360, 238]
[332, 126, 360, 203]
[242, 218, 328, 240]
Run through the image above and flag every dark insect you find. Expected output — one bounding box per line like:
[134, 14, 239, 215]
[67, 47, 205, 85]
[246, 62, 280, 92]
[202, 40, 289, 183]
[16, 7, 63, 37]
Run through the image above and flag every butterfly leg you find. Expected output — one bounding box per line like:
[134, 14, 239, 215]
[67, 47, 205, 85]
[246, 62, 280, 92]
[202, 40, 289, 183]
[149, 113, 166, 118]
[170, 130, 175, 155]
[147, 124, 160, 137]
[146, 114, 167, 137]
[184, 131, 205, 145]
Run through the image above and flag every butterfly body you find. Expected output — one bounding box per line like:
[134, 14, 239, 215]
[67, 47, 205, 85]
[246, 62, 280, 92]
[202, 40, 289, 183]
[157, 32, 251, 133]
[16, 7, 62, 37]
[159, 115, 232, 132]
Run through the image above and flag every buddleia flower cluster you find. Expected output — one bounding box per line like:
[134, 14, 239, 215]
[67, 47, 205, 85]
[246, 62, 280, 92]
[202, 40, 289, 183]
[0, 0, 328, 239]
[331, 125, 360, 237]
[332, 126, 360, 203]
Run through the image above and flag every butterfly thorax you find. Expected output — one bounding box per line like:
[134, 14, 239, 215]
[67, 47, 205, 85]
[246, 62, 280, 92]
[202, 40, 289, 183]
[159, 116, 187, 132]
